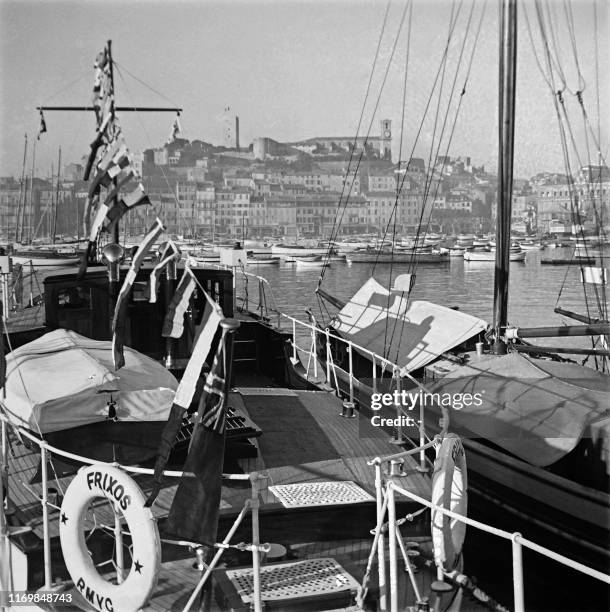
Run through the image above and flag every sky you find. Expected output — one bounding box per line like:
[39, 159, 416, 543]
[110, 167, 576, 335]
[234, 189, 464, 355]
[0, 0, 607, 180]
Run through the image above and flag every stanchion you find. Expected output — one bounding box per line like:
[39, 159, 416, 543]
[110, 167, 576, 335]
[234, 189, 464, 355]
[250, 473, 264, 612]
[375, 462, 388, 611]
[387, 481, 398, 612]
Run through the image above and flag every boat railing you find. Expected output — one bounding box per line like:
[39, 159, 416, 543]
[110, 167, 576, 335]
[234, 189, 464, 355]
[2, 412, 609, 612]
[0, 414, 267, 612]
[207, 262, 283, 325]
[278, 311, 449, 472]
[369, 467, 610, 612]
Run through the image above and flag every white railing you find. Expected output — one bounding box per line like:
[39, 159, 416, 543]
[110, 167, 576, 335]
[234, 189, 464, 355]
[206, 262, 282, 325]
[0, 414, 266, 612]
[279, 311, 446, 472]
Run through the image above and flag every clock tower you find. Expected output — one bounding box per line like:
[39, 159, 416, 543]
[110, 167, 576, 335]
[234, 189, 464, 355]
[380, 119, 392, 161]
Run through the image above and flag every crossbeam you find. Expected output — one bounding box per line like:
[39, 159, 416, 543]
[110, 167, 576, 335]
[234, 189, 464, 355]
[37, 106, 182, 112]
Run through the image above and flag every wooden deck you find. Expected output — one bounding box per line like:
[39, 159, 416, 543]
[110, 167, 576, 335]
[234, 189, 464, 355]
[6, 388, 430, 543]
[5, 387, 440, 610]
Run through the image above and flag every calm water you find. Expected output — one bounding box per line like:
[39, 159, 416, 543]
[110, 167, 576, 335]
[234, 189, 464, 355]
[248, 247, 605, 335]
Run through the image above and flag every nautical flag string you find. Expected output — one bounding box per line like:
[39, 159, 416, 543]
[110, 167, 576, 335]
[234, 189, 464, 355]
[161, 267, 197, 338]
[196, 338, 227, 433]
[149, 241, 181, 303]
[161, 327, 229, 545]
[111, 218, 165, 370]
[145, 289, 224, 507]
[168, 113, 181, 144]
[37, 111, 47, 140]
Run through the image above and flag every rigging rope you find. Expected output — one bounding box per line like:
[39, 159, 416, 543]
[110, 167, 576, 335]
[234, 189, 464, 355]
[317, 0, 393, 285]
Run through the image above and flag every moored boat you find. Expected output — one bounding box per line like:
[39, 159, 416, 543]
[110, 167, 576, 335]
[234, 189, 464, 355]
[11, 248, 80, 267]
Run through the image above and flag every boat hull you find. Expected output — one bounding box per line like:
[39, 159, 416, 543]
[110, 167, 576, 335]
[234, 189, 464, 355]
[12, 254, 80, 267]
[464, 251, 525, 261]
[346, 251, 449, 264]
[271, 245, 329, 257]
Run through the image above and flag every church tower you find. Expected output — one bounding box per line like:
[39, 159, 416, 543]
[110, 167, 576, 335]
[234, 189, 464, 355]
[380, 119, 392, 161]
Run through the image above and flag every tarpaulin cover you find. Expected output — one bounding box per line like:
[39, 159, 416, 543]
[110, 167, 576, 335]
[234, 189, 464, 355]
[333, 277, 488, 373]
[429, 352, 610, 467]
[1, 329, 178, 433]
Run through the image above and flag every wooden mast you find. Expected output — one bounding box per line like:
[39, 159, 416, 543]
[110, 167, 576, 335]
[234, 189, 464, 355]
[52, 147, 61, 244]
[492, 0, 518, 353]
[15, 134, 28, 244]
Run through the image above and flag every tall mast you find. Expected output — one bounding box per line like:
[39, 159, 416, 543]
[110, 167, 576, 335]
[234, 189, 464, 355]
[53, 147, 61, 244]
[493, 0, 517, 353]
[27, 139, 36, 244]
[15, 134, 28, 243]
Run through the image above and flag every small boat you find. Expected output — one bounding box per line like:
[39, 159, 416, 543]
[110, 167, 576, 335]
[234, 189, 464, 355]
[540, 256, 596, 266]
[448, 247, 466, 257]
[347, 247, 449, 264]
[186, 250, 220, 265]
[247, 255, 280, 265]
[11, 248, 80, 267]
[464, 244, 526, 262]
[294, 255, 329, 268]
[518, 240, 546, 250]
[271, 243, 330, 258]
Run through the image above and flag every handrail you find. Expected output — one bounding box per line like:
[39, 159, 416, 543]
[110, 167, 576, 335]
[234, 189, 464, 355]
[388, 479, 610, 585]
[0, 412, 250, 481]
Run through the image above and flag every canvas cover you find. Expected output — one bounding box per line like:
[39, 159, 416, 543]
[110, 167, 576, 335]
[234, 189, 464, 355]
[430, 352, 610, 467]
[333, 277, 488, 373]
[1, 329, 178, 433]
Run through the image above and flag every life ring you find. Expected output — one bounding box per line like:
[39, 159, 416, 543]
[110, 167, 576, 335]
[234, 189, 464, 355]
[59, 465, 161, 612]
[431, 433, 467, 571]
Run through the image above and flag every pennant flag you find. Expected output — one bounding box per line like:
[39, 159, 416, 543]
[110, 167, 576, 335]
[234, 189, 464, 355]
[161, 268, 197, 338]
[149, 242, 181, 303]
[145, 290, 223, 507]
[112, 218, 165, 369]
[89, 203, 109, 241]
[83, 132, 104, 181]
[103, 184, 151, 235]
[102, 168, 135, 207]
[168, 114, 181, 144]
[37, 111, 47, 140]
[162, 330, 229, 544]
[77, 240, 96, 280]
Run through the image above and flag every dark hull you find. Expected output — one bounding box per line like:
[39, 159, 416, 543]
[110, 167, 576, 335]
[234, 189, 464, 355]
[322, 350, 610, 574]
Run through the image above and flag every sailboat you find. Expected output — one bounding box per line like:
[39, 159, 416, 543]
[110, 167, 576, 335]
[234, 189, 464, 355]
[312, 0, 609, 579]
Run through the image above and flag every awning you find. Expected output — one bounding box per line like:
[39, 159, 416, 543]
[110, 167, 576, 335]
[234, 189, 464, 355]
[429, 352, 610, 466]
[1, 329, 178, 433]
[332, 277, 488, 373]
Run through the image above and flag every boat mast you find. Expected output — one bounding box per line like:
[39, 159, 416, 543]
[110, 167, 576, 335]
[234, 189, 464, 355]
[15, 134, 28, 244]
[27, 139, 36, 245]
[37, 40, 181, 250]
[493, 0, 517, 353]
[52, 147, 61, 244]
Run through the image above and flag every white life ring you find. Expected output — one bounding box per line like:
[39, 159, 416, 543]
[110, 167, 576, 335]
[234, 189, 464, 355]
[431, 433, 467, 571]
[59, 465, 161, 612]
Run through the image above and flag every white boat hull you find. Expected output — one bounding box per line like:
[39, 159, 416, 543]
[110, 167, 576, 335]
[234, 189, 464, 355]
[12, 254, 80, 267]
[464, 251, 525, 262]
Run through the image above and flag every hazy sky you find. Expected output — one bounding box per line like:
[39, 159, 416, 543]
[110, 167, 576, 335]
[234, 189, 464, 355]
[1, 0, 607, 179]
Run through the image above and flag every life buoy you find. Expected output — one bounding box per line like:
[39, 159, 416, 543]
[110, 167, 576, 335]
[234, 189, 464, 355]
[431, 433, 467, 571]
[59, 465, 161, 612]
